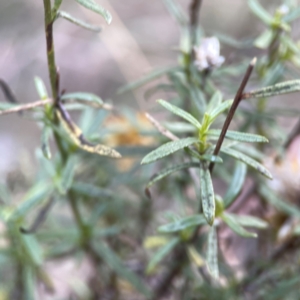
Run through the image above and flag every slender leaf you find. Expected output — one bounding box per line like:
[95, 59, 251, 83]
[163, 0, 188, 26]
[158, 214, 206, 233]
[206, 226, 219, 278]
[57, 10, 101, 32]
[93, 242, 151, 297]
[254, 29, 274, 49]
[164, 122, 195, 133]
[233, 214, 268, 228]
[207, 130, 268, 143]
[9, 181, 52, 222]
[74, 0, 112, 24]
[221, 147, 272, 179]
[260, 185, 300, 218]
[146, 162, 199, 189]
[41, 126, 52, 160]
[207, 91, 222, 114]
[224, 161, 247, 207]
[283, 6, 300, 22]
[60, 156, 77, 193]
[187, 245, 205, 267]
[22, 235, 44, 266]
[158, 99, 201, 128]
[144, 236, 170, 249]
[209, 99, 233, 122]
[34, 77, 48, 100]
[200, 162, 215, 225]
[146, 237, 179, 274]
[71, 182, 113, 198]
[118, 66, 178, 94]
[61, 92, 104, 107]
[141, 137, 198, 165]
[23, 266, 35, 300]
[243, 80, 300, 99]
[248, 0, 273, 25]
[222, 212, 257, 238]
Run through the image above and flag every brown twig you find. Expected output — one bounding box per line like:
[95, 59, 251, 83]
[209, 57, 257, 173]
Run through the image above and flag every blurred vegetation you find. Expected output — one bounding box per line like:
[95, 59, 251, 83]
[1, 0, 300, 299]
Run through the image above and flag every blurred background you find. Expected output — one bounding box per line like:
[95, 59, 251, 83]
[0, 0, 291, 176]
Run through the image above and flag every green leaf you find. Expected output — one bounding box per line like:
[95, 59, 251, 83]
[222, 212, 257, 238]
[206, 226, 219, 278]
[232, 214, 268, 228]
[221, 147, 272, 179]
[73, 0, 112, 24]
[200, 162, 215, 225]
[157, 99, 202, 128]
[260, 186, 300, 218]
[141, 137, 199, 165]
[9, 181, 53, 222]
[248, 0, 273, 25]
[146, 237, 179, 274]
[118, 66, 178, 94]
[23, 266, 35, 300]
[146, 162, 199, 189]
[61, 92, 104, 107]
[41, 126, 52, 160]
[207, 130, 268, 143]
[71, 182, 113, 198]
[254, 29, 275, 49]
[93, 242, 151, 297]
[164, 122, 195, 133]
[243, 80, 300, 99]
[22, 234, 44, 266]
[207, 91, 222, 114]
[163, 0, 188, 27]
[158, 214, 206, 233]
[34, 77, 48, 100]
[283, 6, 300, 22]
[60, 156, 77, 193]
[57, 10, 101, 32]
[209, 99, 233, 122]
[224, 161, 247, 207]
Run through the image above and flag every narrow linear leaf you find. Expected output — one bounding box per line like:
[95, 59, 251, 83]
[207, 130, 268, 143]
[34, 77, 48, 100]
[146, 162, 199, 189]
[260, 186, 300, 218]
[283, 6, 300, 22]
[224, 161, 247, 207]
[93, 242, 151, 297]
[118, 66, 178, 94]
[248, 0, 273, 25]
[163, 0, 188, 26]
[60, 156, 77, 193]
[41, 126, 52, 160]
[56, 105, 121, 158]
[71, 182, 113, 198]
[254, 29, 275, 49]
[233, 214, 268, 228]
[158, 214, 206, 233]
[164, 122, 195, 133]
[207, 91, 222, 114]
[221, 147, 272, 179]
[57, 11, 101, 32]
[23, 266, 35, 300]
[187, 245, 205, 267]
[74, 0, 112, 24]
[61, 92, 104, 107]
[141, 137, 198, 165]
[157, 99, 202, 128]
[209, 99, 233, 122]
[206, 226, 219, 279]
[21, 235, 44, 266]
[9, 181, 52, 222]
[146, 237, 179, 274]
[200, 162, 215, 226]
[222, 212, 257, 238]
[243, 80, 300, 99]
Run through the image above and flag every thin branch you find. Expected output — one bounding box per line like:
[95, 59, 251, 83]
[0, 99, 53, 115]
[145, 112, 179, 141]
[209, 57, 257, 173]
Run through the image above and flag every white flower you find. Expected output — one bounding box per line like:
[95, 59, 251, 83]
[194, 37, 225, 71]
